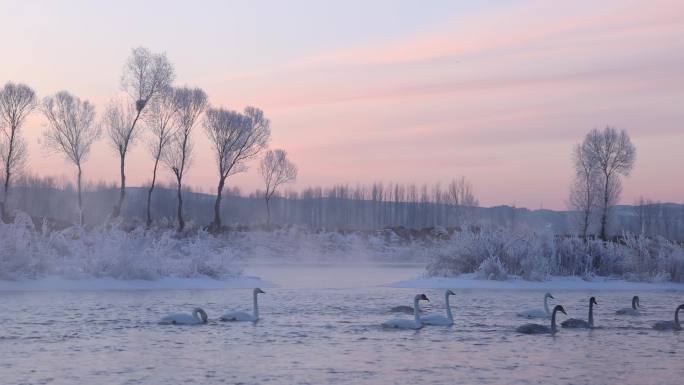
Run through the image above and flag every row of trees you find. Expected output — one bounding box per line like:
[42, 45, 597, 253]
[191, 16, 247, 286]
[0, 47, 298, 231]
[569, 126, 636, 241]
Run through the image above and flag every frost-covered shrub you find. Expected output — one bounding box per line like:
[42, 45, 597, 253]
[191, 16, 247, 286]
[475, 256, 508, 281]
[0, 212, 242, 280]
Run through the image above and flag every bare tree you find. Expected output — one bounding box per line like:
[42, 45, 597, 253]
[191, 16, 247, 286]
[0, 82, 36, 222]
[569, 143, 600, 240]
[143, 87, 178, 227]
[204, 106, 270, 231]
[163, 87, 207, 231]
[446, 177, 479, 226]
[110, 47, 174, 218]
[260, 149, 297, 225]
[582, 126, 636, 240]
[42, 91, 100, 225]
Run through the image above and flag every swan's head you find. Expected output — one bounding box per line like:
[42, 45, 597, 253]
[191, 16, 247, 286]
[446, 289, 455, 296]
[590, 297, 598, 306]
[553, 305, 567, 316]
[544, 293, 554, 300]
[633, 295, 640, 308]
[254, 288, 265, 295]
[415, 294, 429, 302]
[193, 307, 208, 323]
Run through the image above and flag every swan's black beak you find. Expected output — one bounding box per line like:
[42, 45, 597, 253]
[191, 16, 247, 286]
[549, 295, 554, 299]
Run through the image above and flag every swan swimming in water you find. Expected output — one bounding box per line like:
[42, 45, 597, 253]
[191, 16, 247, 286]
[517, 293, 554, 318]
[389, 305, 415, 314]
[382, 294, 429, 330]
[421, 289, 455, 326]
[160, 307, 208, 325]
[652, 304, 683, 331]
[517, 305, 567, 334]
[220, 288, 265, 322]
[616, 295, 640, 315]
[561, 297, 597, 329]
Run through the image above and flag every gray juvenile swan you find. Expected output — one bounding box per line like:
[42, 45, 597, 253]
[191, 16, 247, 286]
[616, 295, 640, 315]
[382, 294, 429, 330]
[421, 289, 455, 326]
[652, 304, 684, 331]
[221, 288, 265, 322]
[517, 305, 566, 334]
[160, 307, 208, 325]
[562, 297, 597, 329]
[389, 305, 415, 314]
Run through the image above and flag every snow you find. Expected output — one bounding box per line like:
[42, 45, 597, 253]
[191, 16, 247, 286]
[391, 273, 684, 291]
[0, 275, 273, 292]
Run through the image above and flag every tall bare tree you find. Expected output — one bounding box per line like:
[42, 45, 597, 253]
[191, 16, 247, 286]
[111, 47, 174, 218]
[446, 177, 478, 225]
[260, 149, 297, 225]
[569, 143, 600, 240]
[163, 87, 207, 231]
[42, 91, 100, 226]
[204, 106, 270, 231]
[582, 126, 636, 240]
[143, 87, 179, 227]
[0, 82, 36, 222]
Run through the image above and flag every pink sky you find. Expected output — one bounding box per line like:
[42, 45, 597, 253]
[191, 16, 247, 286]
[1, 0, 683, 209]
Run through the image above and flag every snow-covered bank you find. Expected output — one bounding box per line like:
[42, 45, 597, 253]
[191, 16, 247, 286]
[0, 275, 273, 292]
[390, 274, 684, 291]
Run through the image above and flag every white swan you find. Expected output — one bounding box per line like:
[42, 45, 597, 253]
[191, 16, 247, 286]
[517, 292, 554, 318]
[517, 305, 567, 334]
[382, 294, 429, 330]
[421, 289, 455, 326]
[220, 288, 265, 322]
[616, 295, 640, 316]
[561, 296, 597, 329]
[652, 304, 683, 331]
[160, 307, 208, 325]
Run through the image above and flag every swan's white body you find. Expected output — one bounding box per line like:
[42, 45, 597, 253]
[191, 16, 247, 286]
[517, 305, 566, 334]
[221, 288, 265, 322]
[616, 296, 640, 316]
[421, 290, 454, 326]
[383, 294, 428, 330]
[652, 304, 683, 331]
[160, 308, 208, 325]
[517, 293, 554, 319]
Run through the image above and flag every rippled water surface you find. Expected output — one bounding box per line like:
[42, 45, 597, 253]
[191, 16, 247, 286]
[1, 265, 683, 385]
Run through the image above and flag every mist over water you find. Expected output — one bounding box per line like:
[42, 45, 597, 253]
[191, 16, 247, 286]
[2, 263, 683, 385]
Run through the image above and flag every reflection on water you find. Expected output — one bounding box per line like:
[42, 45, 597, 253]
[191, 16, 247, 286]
[1, 264, 683, 385]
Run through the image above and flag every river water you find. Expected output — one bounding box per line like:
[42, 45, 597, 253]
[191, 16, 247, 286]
[1, 264, 683, 385]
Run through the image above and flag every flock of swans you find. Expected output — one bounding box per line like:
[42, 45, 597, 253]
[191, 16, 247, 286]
[159, 288, 683, 334]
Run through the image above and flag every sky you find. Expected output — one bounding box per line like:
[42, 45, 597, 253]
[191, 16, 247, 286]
[1, 0, 683, 209]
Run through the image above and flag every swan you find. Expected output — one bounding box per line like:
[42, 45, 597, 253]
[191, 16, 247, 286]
[389, 305, 415, 314]
[517, 305, 567, 334]
[652, 304, 684, 331]
[159, 307, 208, 325]
[561, 296, 597, 329]
[616, 295, 640, 315]
[517, 292, 554, 318]
[421, 289, 455, 326]
[220, 288, 265, 322]
[382, 294, 429, 330]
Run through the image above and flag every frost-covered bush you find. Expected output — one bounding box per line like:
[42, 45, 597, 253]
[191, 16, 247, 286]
[0, 212, 242, 280]
[427, 226, 684, 282]
[475, 255, 508, 281]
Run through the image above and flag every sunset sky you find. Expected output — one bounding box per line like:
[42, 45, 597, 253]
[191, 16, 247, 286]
[2, 0, 683, 209]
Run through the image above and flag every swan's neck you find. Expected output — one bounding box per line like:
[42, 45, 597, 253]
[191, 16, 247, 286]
[192, 309, 199, 321]
[675, 307, 681, 327]
[632, 297, 637, 310]
[588, 300, 594, 327]
[544, 296, 550, 314]
[253, 292, 259, 319]
[445, 293, 453, 320]
[413, 297, 421, 324]
[551, 308, 558, 333]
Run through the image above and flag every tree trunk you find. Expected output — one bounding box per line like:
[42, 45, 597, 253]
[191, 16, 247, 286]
[146, 155, 160, 228]
[265, 195, 271, 226]
[210, 176, 226, 233]
[77, 164, 83, 226]
[1, 124, 16, 223]
[600, 174, 609, 241]
[113, 151, 126, 218]
[176, 178, 184, 232]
